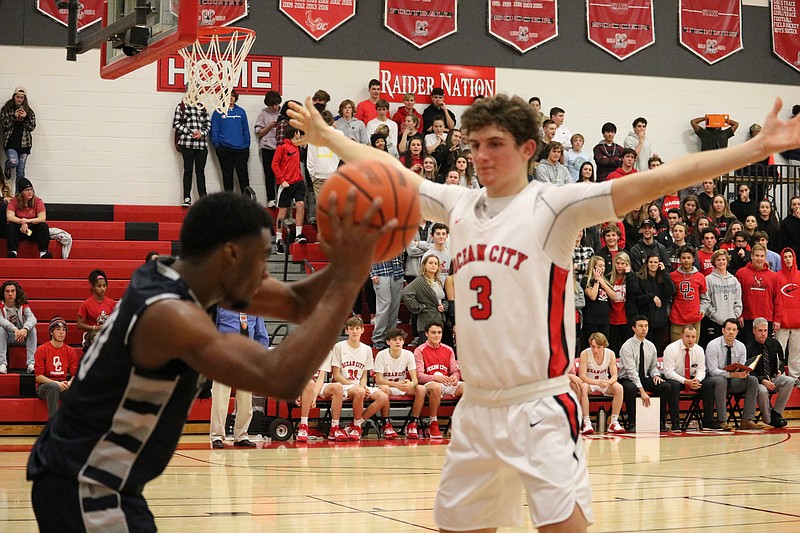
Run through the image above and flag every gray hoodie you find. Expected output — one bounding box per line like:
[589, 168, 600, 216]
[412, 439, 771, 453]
[700, 269, 742, 325]
[623, 131, 653, 173]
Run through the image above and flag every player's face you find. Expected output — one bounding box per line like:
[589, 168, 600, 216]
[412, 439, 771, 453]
[92, 279, 108, 299]
[426, 326, 443, 346]
[682, 328, 697, 348]
[633, 320, 649, 338]
[52, 325, 67, 343]
[224, 229, 271, 310]
[672, 225, 685, 242]
[723, 323, 738, 343]
[467, 125, 535, 194]
[346, 325, 364, 341]
[388, 336, 405, 351]
[604, 231, 618, 247]
[754, 323, 769, 344]
[714, 254, 728, 270]
[784, 250, 794, 268]
[433, 229, 448, 244]
[589, 339, 603, 355]
[3, 285, 16, 306]
[752, 250, 766, 269]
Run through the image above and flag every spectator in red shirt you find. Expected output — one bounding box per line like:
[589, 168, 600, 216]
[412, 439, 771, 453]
[606, 148, 638, 180]
[413, 320, 462, 439]
[736, 244, 781, 345]
[34, 317, 78, 418]
[392, 93, 423, 136]
[669, 246, 707, 341]
[5, 177, 51, 258]
[77, 269, 117, 351]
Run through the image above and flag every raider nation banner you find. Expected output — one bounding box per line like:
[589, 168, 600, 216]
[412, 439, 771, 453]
[772, 0, 800, 73]
[679, 0, 743, 65]
[36, 0, 103, 31]
[280, 0, 356, 41]
[488, 0, 559, 53]
[586, 0, 655, 60]
[379, 61, 496, 105]
[384, 0, 458, 49]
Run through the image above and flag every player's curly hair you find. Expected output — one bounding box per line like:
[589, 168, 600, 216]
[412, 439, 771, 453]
[0, 280, 27, 307]
[180, 193, 273, 259]
[460, 94, 540, 148]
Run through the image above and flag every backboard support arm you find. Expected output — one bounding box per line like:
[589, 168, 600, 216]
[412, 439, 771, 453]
[60, 0, 153, 61]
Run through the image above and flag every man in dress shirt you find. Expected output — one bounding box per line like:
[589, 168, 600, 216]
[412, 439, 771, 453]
[661, 325, 720, 431]
[747, 317, 793, 428]
[705, 319, 762, 430]
[618, 316, 676, 432]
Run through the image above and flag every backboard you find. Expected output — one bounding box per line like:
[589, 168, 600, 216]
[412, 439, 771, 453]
[100, 0, 199, 80]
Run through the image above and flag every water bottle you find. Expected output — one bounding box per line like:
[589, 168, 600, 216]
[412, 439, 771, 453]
[598, 407, 607, 434]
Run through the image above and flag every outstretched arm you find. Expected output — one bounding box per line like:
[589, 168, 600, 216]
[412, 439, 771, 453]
[613, 98, 800, 217]
[288, 98, 424, 193]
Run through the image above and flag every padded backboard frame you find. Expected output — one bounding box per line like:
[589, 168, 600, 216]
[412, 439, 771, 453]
[100, 0, 199, 80]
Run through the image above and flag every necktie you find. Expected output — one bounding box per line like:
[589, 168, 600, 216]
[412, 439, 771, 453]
[763, 345, 771, 378]
[685, 348, 692, 380]
[726, 345, 732, 368]
[639, 342, 646, 381]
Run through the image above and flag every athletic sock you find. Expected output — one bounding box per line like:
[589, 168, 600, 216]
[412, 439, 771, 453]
[583, 416, 591, 426]
[430, 417, 437, 422]
[354, 419, 363, 427]
[300, 417, 308, 425]
[610, 414, 619, 424]
[331, 419, 339, 427]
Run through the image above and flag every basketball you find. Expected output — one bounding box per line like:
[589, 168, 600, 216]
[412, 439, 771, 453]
[317, 159, 420, 262]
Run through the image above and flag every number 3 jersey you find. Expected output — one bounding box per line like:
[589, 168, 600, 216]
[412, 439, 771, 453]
[418, 179, 615, 392]
[330, 340, 374, 382]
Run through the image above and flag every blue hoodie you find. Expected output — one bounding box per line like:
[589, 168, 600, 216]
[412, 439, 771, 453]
[211, 104, 250, 150]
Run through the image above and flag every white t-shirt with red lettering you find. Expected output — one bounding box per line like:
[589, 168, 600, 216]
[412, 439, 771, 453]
[330, 340, 373, 383]
[374, 348, 415, 382]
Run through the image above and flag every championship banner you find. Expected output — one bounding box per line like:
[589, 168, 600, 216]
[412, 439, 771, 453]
[772, 0, 800, 73]
[488, 0, 558, 53]
[156, 54, 282, 96]
[171, 0, 249, 26]
[36, 0, 103, 31]
[384, 0, 457, 49]
[679, 1, 742, 65]
[279, 0, 356, 41]
[586, 0, 655, 60]
[379, 61, 496, 105]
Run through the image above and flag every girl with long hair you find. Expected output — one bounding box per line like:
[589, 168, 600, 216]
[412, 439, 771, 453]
[453, 155, 479, 189]
[756, 199, 781, 250]
[402, 254, 449, 345]
[632, 253, 675, 354]
[607, 252, 637, 356]
[400, 136, 425, 174]
[421, 156, 438, 182]
[709, 194, 736, 236]
[1, 87, 36, 184]
[581, 255, 618, 350]
[680, 194, 704, 235]
[5, 177, 50, 258]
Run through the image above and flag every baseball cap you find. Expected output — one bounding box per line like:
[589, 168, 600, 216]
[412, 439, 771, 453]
[13, 86, 26, 96]
[49, 316, 68, 333]
[639, 219, 656, 228]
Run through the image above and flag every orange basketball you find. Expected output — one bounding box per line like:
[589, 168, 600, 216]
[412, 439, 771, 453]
[317, 159, 420, 262]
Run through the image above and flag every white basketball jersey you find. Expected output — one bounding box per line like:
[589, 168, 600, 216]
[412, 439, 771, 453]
[419, 179, 615, 391]
[584, 348, 613, 381]
[374, 349, 416, 382]
[330, 340, 373, 382]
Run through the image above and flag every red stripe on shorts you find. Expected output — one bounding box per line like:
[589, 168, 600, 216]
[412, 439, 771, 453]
[554, 392, 579, 443]
[547, 264, 570, 379]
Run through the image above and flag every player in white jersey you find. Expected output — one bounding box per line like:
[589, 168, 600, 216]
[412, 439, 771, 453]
[290, 95, 800, 532]
[373, 327, 426, 439]
[330, 316, 388, 441]
[576, 332, 626, 435]
[296, 351, 348, 442]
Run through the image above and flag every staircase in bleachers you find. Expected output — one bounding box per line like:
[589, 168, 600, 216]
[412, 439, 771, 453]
[0, 203, 297, 434]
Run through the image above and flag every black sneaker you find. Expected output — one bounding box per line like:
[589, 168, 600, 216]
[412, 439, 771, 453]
[770, 410, 788, 428]
[211, 439, 224, 449]
[244, 186, 257, 201]
[275, 239, 286, 254]
[234, 439, 256, 448]
[41, 251, 53, 259]
[7, 251, 17, 258]
[703, 420, 722, 431]
[182, 197, 191, 208]
[295, 233, 308, 244]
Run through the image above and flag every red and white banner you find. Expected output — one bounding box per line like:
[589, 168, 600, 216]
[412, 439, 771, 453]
[384, 0, 457, 49]
[156, 54, 283, 96]
[772, 0, 800, 73]
[172, 0, 249, 26]
[279, 0, 356, 41]
[679, 1, 742, 65]
[586, 0, 655, 60]
[36, 0, 103, 31]
[379, 62, 496, 105]
[488, 0, 558, 53]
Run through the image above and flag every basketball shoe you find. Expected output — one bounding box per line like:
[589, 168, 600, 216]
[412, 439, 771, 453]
[607, 420, 625, 434]
[328, 425, 348, 442]
[404, 422, 419, 439]
[295, 423, 309, 443]
[580, 420, 594, 436]
[428, 420, 442, 439]
[382, 423, 398, 440]
[347, 424, 363, 441]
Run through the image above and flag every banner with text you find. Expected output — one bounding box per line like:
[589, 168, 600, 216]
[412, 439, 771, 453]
[279, 0, 356, 41]
[488, 0, 559, 53]
[679, 1, 742, 65]
[586, 0, 655, 60]
[379, 62, 496, 105]
[772, 0, 800, 73]
[172, 0, 249, 26]
[36, 0, 103, 31]
[384, 0, 457, 49]
[156, 54, 282, 96]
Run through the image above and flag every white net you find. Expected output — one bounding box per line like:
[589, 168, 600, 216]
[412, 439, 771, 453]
[179, 27, 255, 115]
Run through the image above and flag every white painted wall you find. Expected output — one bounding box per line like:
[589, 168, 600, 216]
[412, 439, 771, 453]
[1, 44, 798, 205]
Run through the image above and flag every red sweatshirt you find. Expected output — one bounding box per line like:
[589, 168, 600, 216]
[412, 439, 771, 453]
[669, 267, 706, 324]
[34, 342, 78, 390]
[271, 137, 304, 185]
[736, 261, 781, 321]
[776, 248, 799, 328]
[414, 342, 460, 384]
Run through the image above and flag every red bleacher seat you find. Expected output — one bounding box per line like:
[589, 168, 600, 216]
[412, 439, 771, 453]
[2, 258, 142, 279]
[23, 279, 126, 300]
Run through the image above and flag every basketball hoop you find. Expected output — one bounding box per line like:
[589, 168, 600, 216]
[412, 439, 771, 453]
[179, 26, 255, 115]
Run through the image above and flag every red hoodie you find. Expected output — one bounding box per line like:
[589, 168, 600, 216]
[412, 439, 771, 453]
[735, 260, 781, 321]
[271, 137, 303, 186]
[776, 247, 800, 329]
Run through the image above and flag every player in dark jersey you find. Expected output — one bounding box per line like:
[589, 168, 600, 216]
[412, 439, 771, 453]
[27, 192, 391, 532]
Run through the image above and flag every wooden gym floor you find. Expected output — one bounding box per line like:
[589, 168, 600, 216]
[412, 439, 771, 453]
[2, 428, 800, 532]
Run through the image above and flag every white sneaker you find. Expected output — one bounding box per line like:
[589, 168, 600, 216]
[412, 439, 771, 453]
[0, 363, 7, 374]
[181, 197, 191, 208]
[27, 364, 35, 374]
[581, 421, 594, 435]
[267, 200, 276, 208]
[607, 421, 626, 434]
